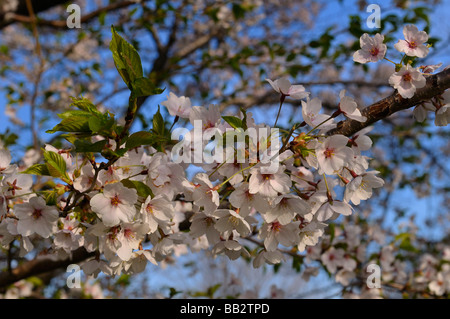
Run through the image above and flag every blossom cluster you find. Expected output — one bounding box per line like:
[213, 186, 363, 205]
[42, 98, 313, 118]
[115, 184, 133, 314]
[0, 23, 447, 298]
[353, 24, 449, 126]
[0, 79, 384, 277]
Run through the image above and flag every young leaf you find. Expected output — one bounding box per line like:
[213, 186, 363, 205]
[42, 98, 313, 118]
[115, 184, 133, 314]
[126, 131, 157, 149]
[152, 106, 165, 136]
[43, 150, 69, 181]
[132, 77, 164, 97]
[121, 179, 153, 198]
[21, 164, 51, 176]
[222, 116, 243, 130]
[70, 97, 100, 115]
[46, 116, 91, 134]
[110, 25, 143, 89]
[74, 139, 108, 153]
[45, 190, 58, 206]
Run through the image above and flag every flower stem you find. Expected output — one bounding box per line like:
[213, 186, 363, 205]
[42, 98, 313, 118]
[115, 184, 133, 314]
[305, 115, 334, 136]
[383, 57, 397, 65]
[218, 165, 254, 188]
[274, 95, 286, 127]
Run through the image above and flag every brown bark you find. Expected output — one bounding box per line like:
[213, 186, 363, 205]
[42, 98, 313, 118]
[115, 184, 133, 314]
[0, 247, 95, 290]
[0, 0, 140, 29]
[327, 68, 450, 137]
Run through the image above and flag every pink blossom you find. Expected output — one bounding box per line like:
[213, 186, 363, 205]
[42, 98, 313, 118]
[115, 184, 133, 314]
[353, 33, 386, 63]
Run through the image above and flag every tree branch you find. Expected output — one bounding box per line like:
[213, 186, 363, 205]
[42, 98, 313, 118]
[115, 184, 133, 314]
[327, 68, 450, 137]
[2, 0, 141, 29]
[0, 0, 67, 29]
[0, 247, 95, 289]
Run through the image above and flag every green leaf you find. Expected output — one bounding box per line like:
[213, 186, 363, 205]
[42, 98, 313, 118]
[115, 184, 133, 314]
[132, 77, 164, 97]
[88, 116, 103, 133]
[222, 116, 243, 130]
[152, 106, 165, 136]
[45, 190, 58, 205]
[57, 110, 92, 120]
[110, 25, 143, 89]
[169, 287, 182, 298]
[90, 114, 116, 136]
[121, 179, 153, 198]
[240, 107, 248, 131]
[395, 233, 419, 253]
[21, 164, 51, 176]
[329, 223, 335, 244]
[70, 97, 100, 115]
[126, 131, 158, 149]
[46, 116, 91, 134]
[43, 150, 69, 180]
[232, 3, 246, 19]
[74, 139, 108, 153]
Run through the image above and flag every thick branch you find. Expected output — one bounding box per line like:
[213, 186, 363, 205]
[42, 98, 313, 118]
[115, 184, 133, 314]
[327, 68, 450, 137]
[2, 0, 140, 29]
[0, 0, 67, 29]
[0, 247, 95, 289]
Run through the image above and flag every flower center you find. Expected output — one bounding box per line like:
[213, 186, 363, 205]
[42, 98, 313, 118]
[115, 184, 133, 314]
[369, 47, 379, 56]
[6, 179, 22, 196]
[324, 148, 335, 158]
[228, 215, 240, 227]
[402, 73, 412, 82]
[279, 198, 289, 208]
[407, 40, 417, 49]
[124, 228, 135, 239]
[110, 194, 122, 207]
[270, 221, 282, 232]
[146, 203, 154, 214]
[261, 174, 272, 180]
[32, 209, 43, 220]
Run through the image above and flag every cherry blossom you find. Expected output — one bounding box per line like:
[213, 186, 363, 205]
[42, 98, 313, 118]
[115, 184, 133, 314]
[116, 223, 147, 261]
[388, 64, 426, 99]
[297, 221, 327, 252]
[321, 247, 345, 274]
[253, 249, 285, 268]
[212, 239, 250, 260]
[0, 149, 16, 176]
[15, 196, 58, 238]
[315, 200, 353, 222]
[229, 182, 270, 216]
[316, 135, 354, 175]
[301, 97, 336, 130]
[394, 24, 429, 58]
[90, 183, 138, 227]
[344, 171, 385, 205]
[353, 33, 387, 63]
[348, 127, 373, 155]
[1, 173, 33, 198]
[140, 194, 174, 234]
[259, 221, 299, 251]
[266, 77, 309, 100]
[248, 166, 291, 198]
[191, 173, 219, 214]
[213, 209, 253, 237]
[189, 211, 221, 245]
[53, 215, 84, 253]
[161, 92, 193, 118]
[338, 90, 367, 122]
[189, 104, 222, 131]
[263, 194, 310, 225]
